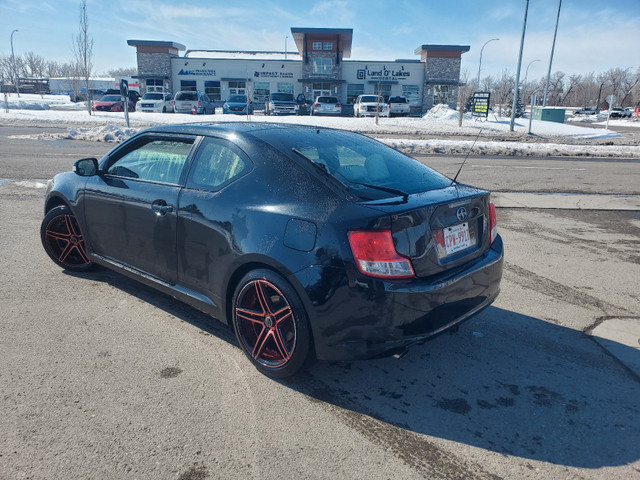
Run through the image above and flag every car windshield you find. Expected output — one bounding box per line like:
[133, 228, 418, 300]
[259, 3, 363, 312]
[100, 95, 121, 102]
[175, 92, 198, 101]
[256, 129, 450, 200]
[142, 93, 164, 100]
[389, 97, 407, 103]
[271, 93, 294, 102]
[228, 95, 247, 103]
[317, 97, 338, 103]
[360, 96, 382, 103]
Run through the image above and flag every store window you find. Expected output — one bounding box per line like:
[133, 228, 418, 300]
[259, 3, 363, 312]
[276, 82, 294, 95]
[228, 81, 246, 95]
[312, 83, 331, 100]
[312, 58, 332, 75]
[323, 42, 333, 50]
[312, 42, 322, 50]
[146, 79, 164, 93]
[433, 85, 449, 105]
[346, 84, 364, 104]
[204, 81, 221, 101]
[253, 82, 270, 101]
[180, 80, 197, 92]
[402, 85, 420, 105]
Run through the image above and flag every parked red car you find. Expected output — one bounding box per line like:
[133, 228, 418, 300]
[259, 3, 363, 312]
[92, 94, 135, 112]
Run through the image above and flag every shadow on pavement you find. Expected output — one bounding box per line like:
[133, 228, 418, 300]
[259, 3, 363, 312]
[69, 268, 640, 470]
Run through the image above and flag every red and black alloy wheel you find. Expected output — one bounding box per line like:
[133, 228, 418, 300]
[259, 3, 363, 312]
[232, 270, 311, 378]
[41, 205, 94, 271]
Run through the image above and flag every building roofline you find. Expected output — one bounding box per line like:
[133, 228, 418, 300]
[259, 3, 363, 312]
[414, 44, 470, 54]
[290, 27, 353, 58]
[127, 40, 186, 50]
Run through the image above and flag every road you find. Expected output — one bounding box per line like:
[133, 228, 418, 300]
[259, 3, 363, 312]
[1, 126, 639, 479]
[1, 125, 639, 195]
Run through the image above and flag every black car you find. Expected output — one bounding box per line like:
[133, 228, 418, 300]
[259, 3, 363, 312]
[41, 124, 503, 378]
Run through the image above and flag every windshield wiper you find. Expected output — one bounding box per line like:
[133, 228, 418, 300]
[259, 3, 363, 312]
[345, 181, 409, 203]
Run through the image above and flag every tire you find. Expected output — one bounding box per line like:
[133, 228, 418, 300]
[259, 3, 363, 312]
[232, 269, 312, 378]
[41, 205, 95, 272]
[162, 106, 166, 113]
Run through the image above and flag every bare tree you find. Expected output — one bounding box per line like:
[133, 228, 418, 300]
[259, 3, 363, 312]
[23, 52, 47, 78]
[73, 0, 94, 115]
[106, 67, 137, 77]
[457, 68, 472, 127]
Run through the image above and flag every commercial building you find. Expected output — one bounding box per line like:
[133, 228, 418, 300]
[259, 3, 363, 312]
[128, 27, 469, 114]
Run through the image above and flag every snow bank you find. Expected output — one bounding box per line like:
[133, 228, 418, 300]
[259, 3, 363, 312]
[9, 124, 140, 142]
[1, 93, 78, 110]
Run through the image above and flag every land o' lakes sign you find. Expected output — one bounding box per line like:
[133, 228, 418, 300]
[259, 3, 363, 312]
[356, 66, 411, 82]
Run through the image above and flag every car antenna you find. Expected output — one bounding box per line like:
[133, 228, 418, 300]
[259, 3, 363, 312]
[450, 127, 484, 187]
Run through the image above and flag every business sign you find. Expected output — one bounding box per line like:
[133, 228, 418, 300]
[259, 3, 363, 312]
[178, 69, 217, 76]
[356, 66, 411, 82]
[254, 71, 294, 79]
[472, 91, 491, 118]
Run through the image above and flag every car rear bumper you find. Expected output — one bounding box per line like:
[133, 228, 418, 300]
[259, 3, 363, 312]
[292, 235, 504, 361]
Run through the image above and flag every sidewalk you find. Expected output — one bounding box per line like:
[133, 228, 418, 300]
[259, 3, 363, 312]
[493, 192, 640, 211]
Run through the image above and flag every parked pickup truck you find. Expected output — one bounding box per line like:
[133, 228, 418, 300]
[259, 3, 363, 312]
[265, 92, 299, 115]
[388, 96, 411, 117]
[353, 95, 390, 117]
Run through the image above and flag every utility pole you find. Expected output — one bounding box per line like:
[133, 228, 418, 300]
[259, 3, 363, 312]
[510, 0, 529, 132]
[285, 36, 288, 60]
[11, 29, 20, 97]
[543, 0, 562, 107]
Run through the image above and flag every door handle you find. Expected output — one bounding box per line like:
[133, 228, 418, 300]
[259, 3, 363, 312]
[151, 200, 174, 216]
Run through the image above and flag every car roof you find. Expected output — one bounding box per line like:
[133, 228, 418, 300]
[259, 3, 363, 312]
[141, 122, 347, 138]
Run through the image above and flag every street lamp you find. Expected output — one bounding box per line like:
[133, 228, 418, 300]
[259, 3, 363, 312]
[476, 38, 499, 89]
[10, 29, 20, 97]
[523, 59, 540, 85]
[285, 36, 288, 60]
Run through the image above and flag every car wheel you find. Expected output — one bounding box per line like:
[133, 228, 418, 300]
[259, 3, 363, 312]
[162, 106, 166, 113]
[232, 269, 312, 378]
[41, 205, 94, 272]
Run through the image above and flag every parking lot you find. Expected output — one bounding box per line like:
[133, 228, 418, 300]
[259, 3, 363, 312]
[1, 127, 639, 479]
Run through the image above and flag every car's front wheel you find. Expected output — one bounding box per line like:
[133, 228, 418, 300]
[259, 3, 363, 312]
[232, 269, 312, 378]
[41, 205, 94, 271]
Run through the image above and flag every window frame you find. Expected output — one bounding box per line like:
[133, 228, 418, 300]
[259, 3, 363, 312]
[103, 134, 198, 187]
[312, 58, 333, 75]
[323, 42, 333, 50]
[312, 42, 322, 50]
[185, 136, 254, 193]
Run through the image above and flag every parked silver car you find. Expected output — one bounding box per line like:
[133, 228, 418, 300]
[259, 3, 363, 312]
[173, 91, 215, 114]
[311, 96, 342, 116]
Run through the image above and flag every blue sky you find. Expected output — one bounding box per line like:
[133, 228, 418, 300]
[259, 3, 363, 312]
[2, 0, 639, 80]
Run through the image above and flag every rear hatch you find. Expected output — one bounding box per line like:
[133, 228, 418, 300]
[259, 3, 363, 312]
[363, 185, 491, 278]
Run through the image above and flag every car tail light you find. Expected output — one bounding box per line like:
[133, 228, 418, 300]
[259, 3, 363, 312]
[489, 201, 497, 244]
[173, 100, 175, 105]
[336, 104, 341, 108]
[348, 231, 415, 279]
[313, 103, 320, 107]
[198, 101, 202, 107]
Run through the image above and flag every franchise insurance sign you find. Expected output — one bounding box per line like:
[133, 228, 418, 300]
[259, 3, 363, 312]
[472, 92, 491, 118]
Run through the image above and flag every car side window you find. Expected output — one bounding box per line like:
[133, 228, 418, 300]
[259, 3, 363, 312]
[186, 138, 252, 191]
[107, 138, 194, 185]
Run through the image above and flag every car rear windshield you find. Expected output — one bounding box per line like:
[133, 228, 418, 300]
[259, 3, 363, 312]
[360, 96, 381, 103]
[255, 128, 450, 200]
[389, 97, 407, 103]
[100, 95, 121, 102]
[175, 92, 198, 101]
[228, 95, 247, 102]
[271, 93, 294, 102]
[142, 93, 164, 100]
[317, 97, 338, 103]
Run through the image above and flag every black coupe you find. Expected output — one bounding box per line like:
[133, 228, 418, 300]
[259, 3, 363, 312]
[41, 123, 503, 378]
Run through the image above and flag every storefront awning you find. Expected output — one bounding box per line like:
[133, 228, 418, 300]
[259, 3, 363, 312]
[297, 78, 346, 84]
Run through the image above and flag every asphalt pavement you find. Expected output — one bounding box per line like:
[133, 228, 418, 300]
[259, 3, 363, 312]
[0, 126, 639, 479]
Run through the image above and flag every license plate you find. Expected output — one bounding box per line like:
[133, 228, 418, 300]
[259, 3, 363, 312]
[443, 222, 472, 255]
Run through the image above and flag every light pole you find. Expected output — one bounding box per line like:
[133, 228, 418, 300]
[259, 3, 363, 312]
[523, 59, 540, 113]
[476, 38, 499, 90]
[596, 82, 605, 112]
[10, 29, 20, 97]
[510, 0, 530, 132]
[543, 0, 562, 106]
[284, 36, 288, 60]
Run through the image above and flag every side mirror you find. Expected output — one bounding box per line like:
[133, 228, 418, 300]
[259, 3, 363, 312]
[73, 157, 99, 176]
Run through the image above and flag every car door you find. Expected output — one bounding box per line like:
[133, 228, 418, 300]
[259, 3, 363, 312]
[177, 136, 253, 300]
[83, 134, 197, 283]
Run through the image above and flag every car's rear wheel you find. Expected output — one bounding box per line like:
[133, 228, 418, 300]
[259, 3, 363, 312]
[232, 269, 312, 378]
[41, 205, 94, 271]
